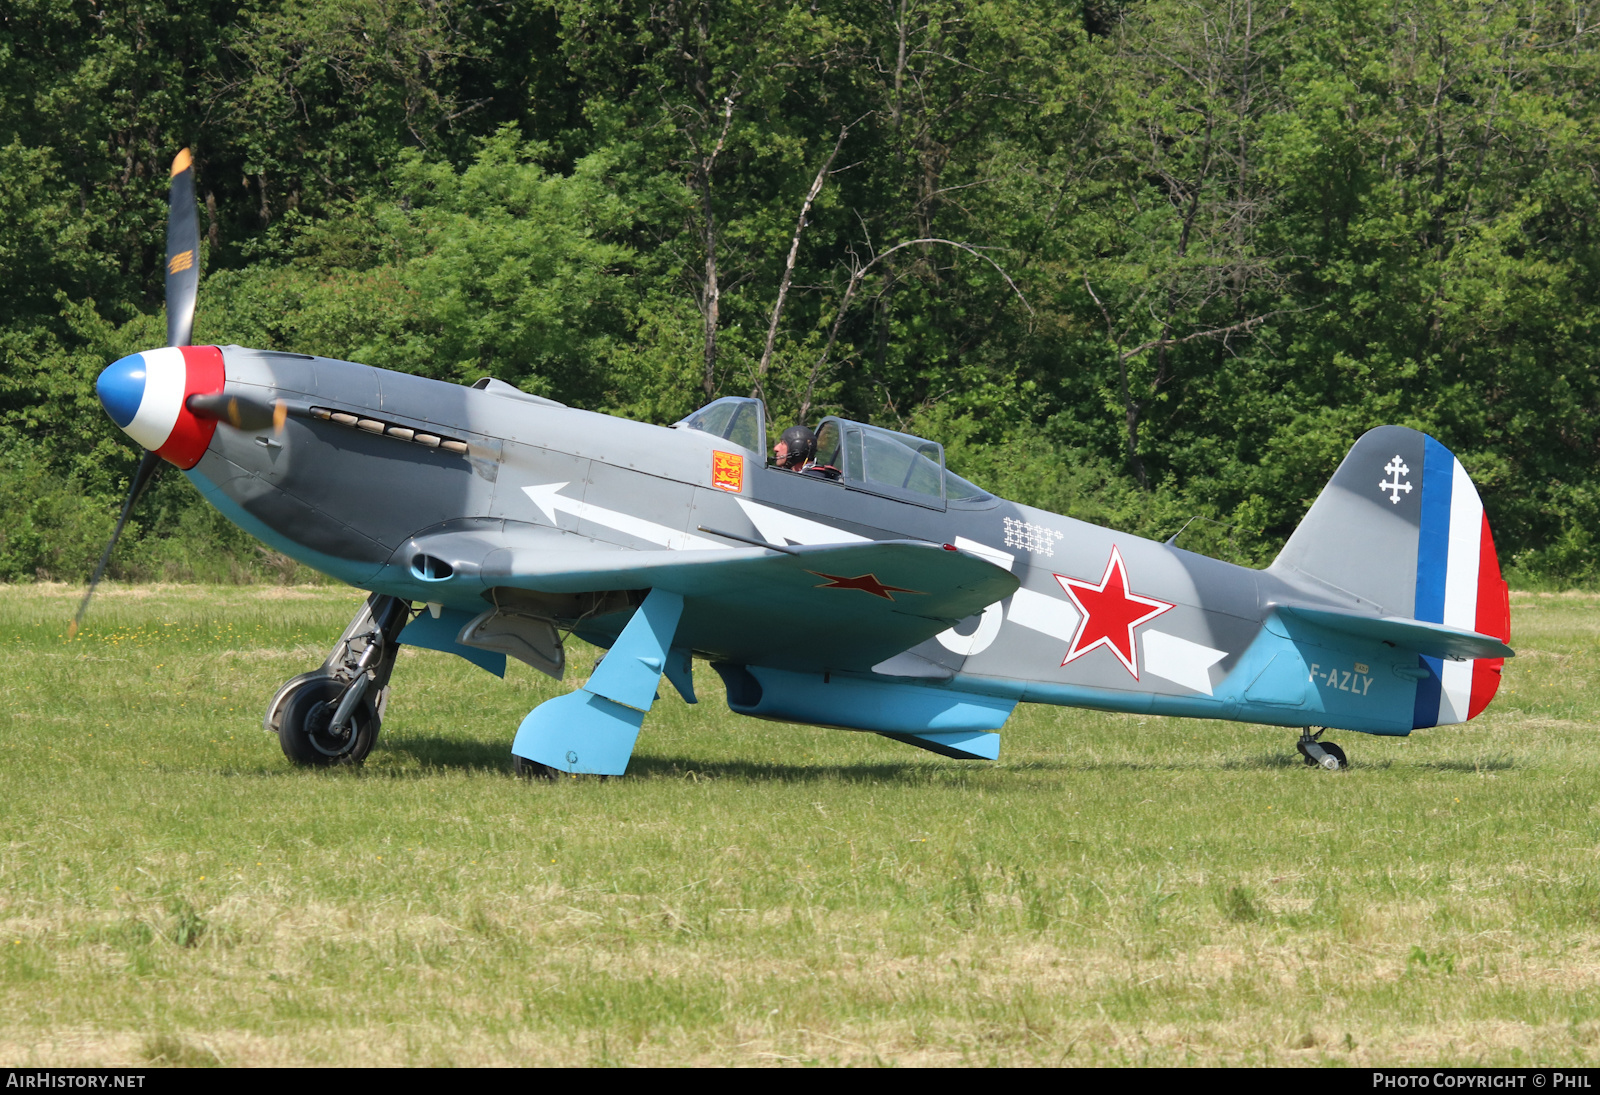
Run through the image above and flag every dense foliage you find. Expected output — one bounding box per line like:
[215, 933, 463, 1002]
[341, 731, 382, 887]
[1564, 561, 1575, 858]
[2, 0, 1596, 583]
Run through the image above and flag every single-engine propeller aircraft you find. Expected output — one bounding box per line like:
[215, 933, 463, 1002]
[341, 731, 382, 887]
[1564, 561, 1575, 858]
[78, 151, 1515, 775]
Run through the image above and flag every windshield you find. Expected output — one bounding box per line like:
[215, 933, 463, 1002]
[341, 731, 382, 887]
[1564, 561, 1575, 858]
[675, 396, 765, 454]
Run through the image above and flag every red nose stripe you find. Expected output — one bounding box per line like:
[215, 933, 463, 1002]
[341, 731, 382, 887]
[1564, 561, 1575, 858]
[155, 345, 224, 469]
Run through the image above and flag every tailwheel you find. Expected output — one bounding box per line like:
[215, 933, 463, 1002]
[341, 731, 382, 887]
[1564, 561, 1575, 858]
[1296, 727, 1345, 771]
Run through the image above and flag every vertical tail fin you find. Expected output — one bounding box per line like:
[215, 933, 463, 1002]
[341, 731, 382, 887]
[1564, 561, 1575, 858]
[1270, 426, 1511, 727]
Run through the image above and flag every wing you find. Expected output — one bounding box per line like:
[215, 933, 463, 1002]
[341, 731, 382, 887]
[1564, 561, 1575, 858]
[404, 524, 1020, 673]
[514, 540, 1018, 672]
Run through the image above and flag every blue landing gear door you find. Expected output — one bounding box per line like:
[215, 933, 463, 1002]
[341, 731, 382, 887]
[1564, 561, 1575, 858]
[511, 589, 685, 776]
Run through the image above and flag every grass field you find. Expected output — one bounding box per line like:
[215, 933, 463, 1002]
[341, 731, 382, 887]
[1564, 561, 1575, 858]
[1, 582, 1598, 1067]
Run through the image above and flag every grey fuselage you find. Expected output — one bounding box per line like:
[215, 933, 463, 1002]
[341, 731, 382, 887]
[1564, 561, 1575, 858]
[191, 346, 1412, 734]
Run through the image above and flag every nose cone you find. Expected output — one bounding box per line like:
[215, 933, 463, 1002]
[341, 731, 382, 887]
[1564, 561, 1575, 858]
[97, 354, 147, 428]
[92, 345, 227, 469]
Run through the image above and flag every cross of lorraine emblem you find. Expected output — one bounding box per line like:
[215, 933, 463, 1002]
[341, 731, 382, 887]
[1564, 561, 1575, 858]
[1379, 456, 1413, 504]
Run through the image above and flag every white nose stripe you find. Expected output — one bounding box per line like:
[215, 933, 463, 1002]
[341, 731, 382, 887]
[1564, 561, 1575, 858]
[125, 346, 187, 451]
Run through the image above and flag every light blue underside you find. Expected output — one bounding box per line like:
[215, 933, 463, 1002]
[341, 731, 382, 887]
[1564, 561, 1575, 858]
[949, 611, 1417, 737]
[737, 665, 1015, 734]
[713, 666, 1011, 760]
[397, 608, 507, 678]
[877, 729, 1002, 761]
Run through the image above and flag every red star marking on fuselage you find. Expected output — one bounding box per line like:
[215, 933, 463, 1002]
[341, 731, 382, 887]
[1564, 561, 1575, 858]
[1053, 545, 1173, 678]
[808, 571, 921, 601]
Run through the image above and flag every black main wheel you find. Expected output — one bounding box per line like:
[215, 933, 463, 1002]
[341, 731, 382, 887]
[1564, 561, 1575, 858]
[265, 671, 328, 735]
[513, 754, 560, 780]
[278, 677, 379, 767]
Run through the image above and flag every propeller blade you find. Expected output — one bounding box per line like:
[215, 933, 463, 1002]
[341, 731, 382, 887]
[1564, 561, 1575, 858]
[186, 391, 286, 432]
[69, 450, 164, 639]
[165, 148, 199, 348]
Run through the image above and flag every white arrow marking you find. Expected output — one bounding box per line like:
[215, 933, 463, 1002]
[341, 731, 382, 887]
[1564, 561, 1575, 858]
[1142, 630, 1227, 696]
[733, 498, 870, 546]
[950, 536, 1015, 571]
[522, 483, 729, 552]
[1006, 587, 1084, 645]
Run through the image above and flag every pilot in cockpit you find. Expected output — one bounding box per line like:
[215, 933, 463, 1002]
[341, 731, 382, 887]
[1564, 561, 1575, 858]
[773, 425, 842, 481]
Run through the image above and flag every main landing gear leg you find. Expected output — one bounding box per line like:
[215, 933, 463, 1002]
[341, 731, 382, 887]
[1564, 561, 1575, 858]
[265, 593, 412, 766]
[511, 588, 685, 779]
[1296, 727, 1347, 771]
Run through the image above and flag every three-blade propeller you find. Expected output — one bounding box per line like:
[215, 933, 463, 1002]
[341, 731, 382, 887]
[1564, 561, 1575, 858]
[70, 149, 284, 638]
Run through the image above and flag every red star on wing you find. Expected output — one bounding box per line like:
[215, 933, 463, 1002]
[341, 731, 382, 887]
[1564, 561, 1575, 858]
[808, 571, 921, 601]
[1053, 545, 1173, 678]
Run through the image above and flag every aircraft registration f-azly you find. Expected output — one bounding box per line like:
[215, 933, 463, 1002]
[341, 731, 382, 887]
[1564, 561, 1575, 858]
[78, 151, 1515, 776]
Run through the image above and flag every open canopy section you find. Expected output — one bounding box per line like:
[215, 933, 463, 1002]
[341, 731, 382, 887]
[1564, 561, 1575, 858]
[815, 418, 992, 510]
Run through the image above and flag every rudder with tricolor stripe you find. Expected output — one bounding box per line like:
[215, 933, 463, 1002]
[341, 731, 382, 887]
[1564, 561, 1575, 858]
[1411, 436, 1510, 727]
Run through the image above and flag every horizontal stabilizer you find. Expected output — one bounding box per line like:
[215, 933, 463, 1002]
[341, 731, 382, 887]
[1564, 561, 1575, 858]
[1277, 604, 1514, 661]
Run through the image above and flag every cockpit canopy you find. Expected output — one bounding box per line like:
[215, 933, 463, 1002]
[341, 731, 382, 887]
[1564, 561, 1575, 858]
[675, 397, 993, 510]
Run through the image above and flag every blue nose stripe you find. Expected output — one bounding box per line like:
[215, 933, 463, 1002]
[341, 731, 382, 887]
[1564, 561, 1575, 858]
[97, 354, 147, 428]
